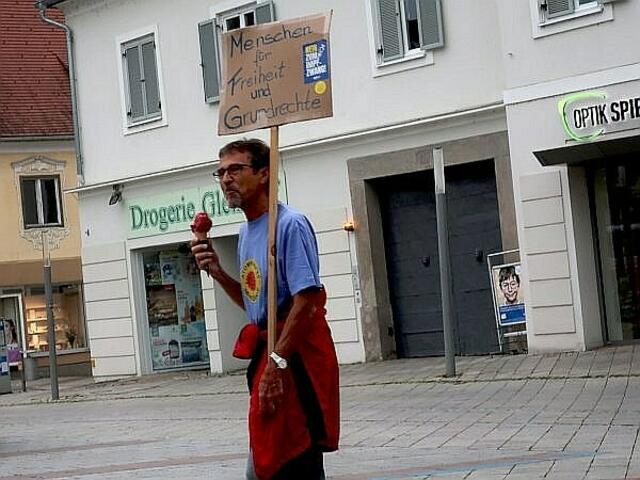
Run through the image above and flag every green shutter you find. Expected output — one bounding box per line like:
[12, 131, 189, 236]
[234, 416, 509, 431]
[198, 19, 220, 103]
[546, 0, 574, 18]
[255, 0, 275, 24]
[141, 40, 161, 118]
[417, 0, 444, 50]
[377, 0, 403, 61]
[125, 45, 145, 121]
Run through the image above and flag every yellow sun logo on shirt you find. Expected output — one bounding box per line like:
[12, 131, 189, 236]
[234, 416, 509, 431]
[241, 259, 262, 303]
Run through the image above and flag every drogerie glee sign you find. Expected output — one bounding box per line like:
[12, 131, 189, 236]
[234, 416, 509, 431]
[126, 177, 287, 238]
[218, 13, 332, 135]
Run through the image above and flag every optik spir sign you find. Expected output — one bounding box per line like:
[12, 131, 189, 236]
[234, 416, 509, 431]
[558, 91, 640, 142]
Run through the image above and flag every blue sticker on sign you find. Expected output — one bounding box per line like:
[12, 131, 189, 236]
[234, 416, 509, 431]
[498, 303, 526, 326]
[303, 40, 329, 84]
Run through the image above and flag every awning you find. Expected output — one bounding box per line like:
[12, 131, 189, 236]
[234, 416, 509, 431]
[533, 133, 640, 166]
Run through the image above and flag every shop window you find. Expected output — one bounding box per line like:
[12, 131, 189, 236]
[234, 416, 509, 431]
[143, 248, 209, 370]
[23, 284, 87, 353]
[197, 0, 274, 103]
[121, 33, 163, 126]
[1, 295, 23, 366]
[373, 0, 444, 64]
[20, 176, 63, 229]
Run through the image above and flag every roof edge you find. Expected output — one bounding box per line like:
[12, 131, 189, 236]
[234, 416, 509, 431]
[38, 0, 67, 8]
[0, 135, 75, 142]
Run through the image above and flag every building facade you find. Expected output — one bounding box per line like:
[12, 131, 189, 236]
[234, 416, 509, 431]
[498, 0, 640, 352]
[49, 0, 640, 380]
[0, 0, 89, 376]
[44, 0, 523, 381]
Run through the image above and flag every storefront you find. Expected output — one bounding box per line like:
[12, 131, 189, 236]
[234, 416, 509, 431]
[0, 274, 90, 377]
[506, 76, 640, 353]
[77, 169, 292, 379]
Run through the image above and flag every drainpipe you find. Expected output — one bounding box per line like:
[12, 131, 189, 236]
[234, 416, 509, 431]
[37, 1, 84, 186]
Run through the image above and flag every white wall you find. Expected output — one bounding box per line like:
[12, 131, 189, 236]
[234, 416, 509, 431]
[497, 0, 640, 90]
[82, 240, 137, 380]
[62, 0, 505, 185]
[212, 235, 248, 372]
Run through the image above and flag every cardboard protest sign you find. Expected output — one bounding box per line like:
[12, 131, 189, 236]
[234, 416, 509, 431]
[218, 12, 333, 135]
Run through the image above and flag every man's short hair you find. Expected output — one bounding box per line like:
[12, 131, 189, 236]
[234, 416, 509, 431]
[498, 266, 520, 285]
[219, 138, 270, 170]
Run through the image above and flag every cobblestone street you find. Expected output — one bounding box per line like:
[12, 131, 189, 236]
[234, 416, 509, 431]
[3, 346, 640, 479]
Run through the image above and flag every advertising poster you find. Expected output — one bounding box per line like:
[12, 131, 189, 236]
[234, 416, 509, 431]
[159, 251, 180, 286]
[147, 250, 209, 370]
[492, 263, 526, 326]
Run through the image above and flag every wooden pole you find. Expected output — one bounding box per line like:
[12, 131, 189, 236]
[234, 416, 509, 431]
[267, 126, 280, 355]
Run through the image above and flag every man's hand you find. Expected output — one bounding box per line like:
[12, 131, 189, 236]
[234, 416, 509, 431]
[190, 239, 222, 277]
[258, 361, 285, 415]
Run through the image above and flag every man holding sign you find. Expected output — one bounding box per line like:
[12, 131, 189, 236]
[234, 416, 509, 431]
[192, 139, 339, 479]
[193, 12, 338, 479]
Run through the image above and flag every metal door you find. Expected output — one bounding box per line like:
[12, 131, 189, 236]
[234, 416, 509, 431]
[380, 172, 443, 357]
[379, 160, 502, 357]
[447, 161, 502, 354]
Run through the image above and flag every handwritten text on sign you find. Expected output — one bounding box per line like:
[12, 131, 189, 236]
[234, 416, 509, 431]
[218, 13, 333, 135]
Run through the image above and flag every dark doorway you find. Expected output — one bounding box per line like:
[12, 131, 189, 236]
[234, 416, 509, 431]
[591, 158, 640, 342]
[378, 160, 502, 357]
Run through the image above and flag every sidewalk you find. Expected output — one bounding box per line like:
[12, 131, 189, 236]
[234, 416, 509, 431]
[3, 344, 639, 406]
[3, 345, 640, 479]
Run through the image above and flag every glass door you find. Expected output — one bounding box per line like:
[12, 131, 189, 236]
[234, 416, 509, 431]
[143, 247, 209, 370]
[593, 159, 640, 341]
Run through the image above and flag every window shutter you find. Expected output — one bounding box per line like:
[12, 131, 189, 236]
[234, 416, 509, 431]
[198, 19, 221, 103]
[417, 0, 444, 50]
[141, 40, 161, 117]
[255, 0, 275, 24]
[377, 0, 403, 61]
[20, 178, 38, 227]
[545, 0, 574, 18]
[125, 45, 145, 121]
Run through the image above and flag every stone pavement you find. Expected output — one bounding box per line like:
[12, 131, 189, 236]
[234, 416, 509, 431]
[2, 344, 640, 479]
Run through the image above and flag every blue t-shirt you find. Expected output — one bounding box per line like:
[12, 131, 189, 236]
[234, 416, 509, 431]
[238, 203, 321, 326]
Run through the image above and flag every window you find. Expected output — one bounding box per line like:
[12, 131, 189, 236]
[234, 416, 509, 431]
[24, 284, 87, 353]
[374, 0, 444, 63]
[121, 34, 162, 125]
[540, 0, 602, 21]
[198, 1, 275, 103]
[20, 176, 63, 228]
[531, 0, 614, 37]
[222, 9, 256, 30]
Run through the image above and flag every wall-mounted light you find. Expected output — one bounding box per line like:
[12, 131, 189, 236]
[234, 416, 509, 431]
[343, 220, 355, 232]
[108, 184, 123, 205]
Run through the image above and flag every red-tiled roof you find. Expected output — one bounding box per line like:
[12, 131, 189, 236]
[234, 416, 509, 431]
[0, 0, 73, 138]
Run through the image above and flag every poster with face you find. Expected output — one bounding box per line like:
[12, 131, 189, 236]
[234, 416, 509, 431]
[492, 263, 526, 326]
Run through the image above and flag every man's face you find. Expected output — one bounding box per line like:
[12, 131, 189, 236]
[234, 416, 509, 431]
[217, 150, 267, 209]
[500, 275, 520, 304]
